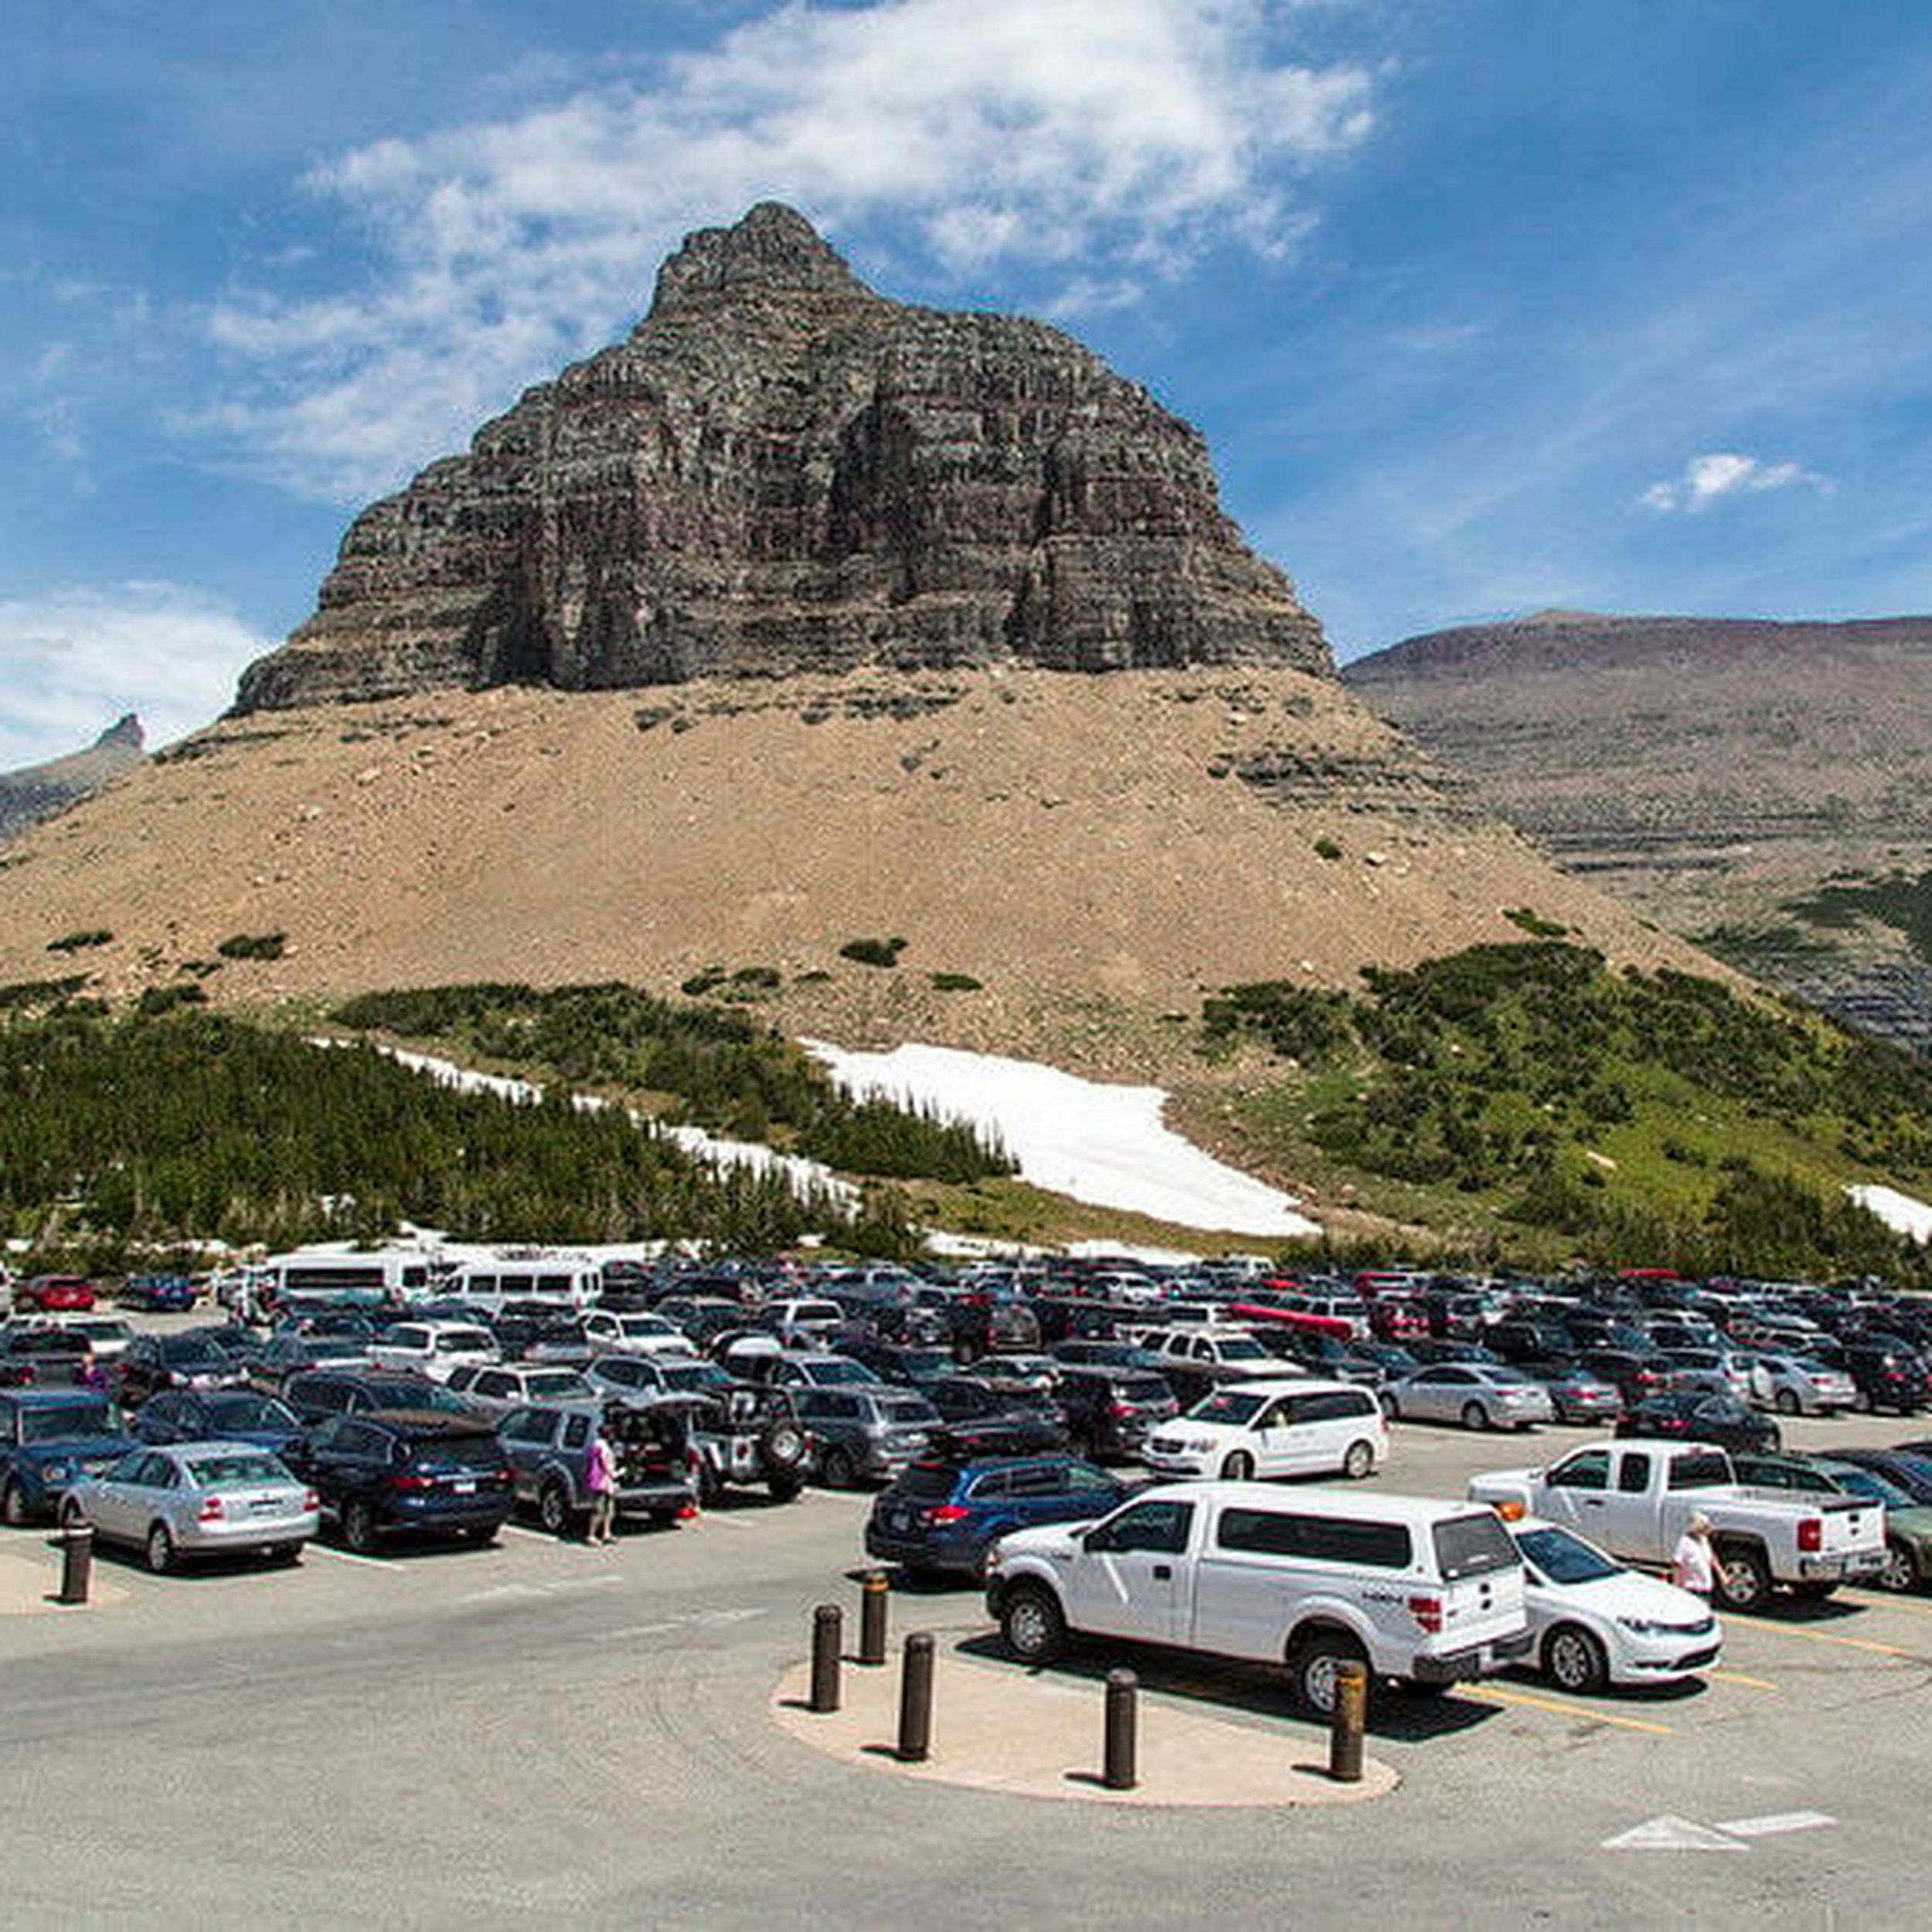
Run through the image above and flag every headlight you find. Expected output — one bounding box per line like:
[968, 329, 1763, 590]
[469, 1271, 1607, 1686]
[41, 1461, 73, 1484]
[1615, 1617, 1674, 1636]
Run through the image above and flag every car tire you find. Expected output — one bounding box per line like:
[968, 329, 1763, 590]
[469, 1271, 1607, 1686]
[694, 1461, 722, 1510]
[761, 1420, 806, 1471]
[1001, 1582, 1068, 1665]
[1543, 1623, 1609, 1694]
[145, 1522, 175, 1575]
[1461, 1401, 1490, 1432]
[1379, 1391, 1399, 1420]
[1287, 1630, 1368, 1722]
[537, 1481, 574, 1538]
[341, 1498, 382, 1554]
[461, 1526, 498, 1548]
[1879, 1540, 1921, 1594]
[821, 1447, 858, 1491]
[1713, 1539, 1772, 1612]
[1221, 1451, 1256, 1481]
[767, 1471, 803, 1504]
[2, 1480, 29, 1528]
[1774, 1389, 1800, 1417]
[1342, 1440, 1376, 1481]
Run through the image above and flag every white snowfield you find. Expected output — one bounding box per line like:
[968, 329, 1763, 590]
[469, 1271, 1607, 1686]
[805, 1039, 1320, 1238]
[1848, 1183, 1932, 1243]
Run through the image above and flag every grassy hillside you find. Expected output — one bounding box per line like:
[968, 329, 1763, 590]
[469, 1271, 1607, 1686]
[1202, 941, 1932, 1281]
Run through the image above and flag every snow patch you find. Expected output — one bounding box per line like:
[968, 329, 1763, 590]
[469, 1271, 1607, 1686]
[1847, 1182, 1932, 1243]
[804, 1039, 1319, 1238]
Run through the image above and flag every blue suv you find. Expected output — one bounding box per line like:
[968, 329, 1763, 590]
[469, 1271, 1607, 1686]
[864, 1455, 1131, 1579]
[0, 1389, 141, 1524]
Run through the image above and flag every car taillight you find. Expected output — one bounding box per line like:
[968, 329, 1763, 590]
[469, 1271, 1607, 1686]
[1409, 1594, 1444, 1634]
[926, 1504, 971, 1524]
[1798, 1517, 1822, 1553]
[199, 1496, 226, 1522]
[303, 1490, 319, 1511]
[390, 1472, 434, 1492]
[1108, 1402, 1136, 1418]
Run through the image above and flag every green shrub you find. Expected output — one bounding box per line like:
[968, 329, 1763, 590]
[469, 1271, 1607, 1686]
[47, 930, 113, 954]
[1314, 837, 1343, 862]
[216, 932, 287, 961]
[840, 937, 906, 969]
[1502, 908, 1569, 939]
[681, 967, 728, 996]
[930, 972, 983, 992]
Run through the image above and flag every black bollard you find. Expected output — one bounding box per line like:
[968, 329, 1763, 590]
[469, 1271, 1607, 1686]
[809, 1603, 843, 1713]
[859, 1570, 889, 1666]
[57, 1523, 93, 1607]
[898, 1630, 935, 1763]
[1328, 1658, 1368, 1784]
[1103, 1668, 1138, 1791]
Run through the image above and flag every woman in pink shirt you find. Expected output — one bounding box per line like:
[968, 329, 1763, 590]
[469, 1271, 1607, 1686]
[586, 1425, 619, 1546]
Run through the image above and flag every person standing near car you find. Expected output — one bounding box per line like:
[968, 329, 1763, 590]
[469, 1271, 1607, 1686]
[586, 1423, 619, 1546]
[1672, 1512, 1715, 1599]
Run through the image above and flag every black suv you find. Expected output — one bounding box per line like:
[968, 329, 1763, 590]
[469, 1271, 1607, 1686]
[280, 1369, 471, 1423]
[1053, 1365, 1177, 1461]
[1842, 1342, 1932, 1414]
[926, 1376, 1068, 1458]
[283, 1410, 515, 1551]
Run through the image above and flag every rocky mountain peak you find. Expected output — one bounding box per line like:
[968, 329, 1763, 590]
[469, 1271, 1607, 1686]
[96, 713, 144, 752]
[647, 202, 870, 317]
[233, 204, 1330, 714]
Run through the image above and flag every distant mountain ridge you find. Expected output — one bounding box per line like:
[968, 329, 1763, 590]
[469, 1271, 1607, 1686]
[0, 715, 144, 845]
[1345, 611, 1932, 1049]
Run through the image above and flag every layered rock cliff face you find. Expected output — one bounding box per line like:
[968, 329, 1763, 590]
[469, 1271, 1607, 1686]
[0, 714, 144, 845]
[234, 203, 1330, 712]
[1346, 611, 1932, 1049]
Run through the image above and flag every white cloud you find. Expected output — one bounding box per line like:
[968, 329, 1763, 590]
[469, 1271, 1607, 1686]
[0, 584, 271, 770]
[192, 0, 1374, 499]
[1640, 450, 1828, 514]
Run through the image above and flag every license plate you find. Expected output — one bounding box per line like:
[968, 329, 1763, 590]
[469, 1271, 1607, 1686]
[452, 1479, 477, 1495]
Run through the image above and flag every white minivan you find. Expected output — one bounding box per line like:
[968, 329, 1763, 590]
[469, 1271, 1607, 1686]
[1142, 1378, 1386, 1481]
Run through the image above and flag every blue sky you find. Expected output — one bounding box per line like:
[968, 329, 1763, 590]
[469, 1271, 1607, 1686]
[6, 0, 1932, 766]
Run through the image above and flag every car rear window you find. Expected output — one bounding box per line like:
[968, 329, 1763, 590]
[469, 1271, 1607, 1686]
[1114, 1375, 1172, 1403]
[403, 1432, 505, 1473]
[1431, 1512, 1520, 1581]
[185, 1453, 289, 1488]
[896, 1464, 959, 1500]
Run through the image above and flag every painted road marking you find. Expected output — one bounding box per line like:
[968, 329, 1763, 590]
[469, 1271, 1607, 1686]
[1715, 1811, 1836, 1838]
[1463, 1685, 1672, 1736]
[1706, 1668, 1778, 1690]
[302, 1544, 397, 1570]
[1722, 1614, 1911, 1658]
[1601, 1815, 1747, 1852]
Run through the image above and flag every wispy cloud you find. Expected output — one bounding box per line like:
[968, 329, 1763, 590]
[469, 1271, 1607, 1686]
[191, 0, 1374, 499]
[1639, 451, 1831, 515]
[0, 584, 270, 769]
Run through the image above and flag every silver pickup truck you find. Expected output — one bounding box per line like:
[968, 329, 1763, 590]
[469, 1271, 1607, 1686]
[1468, 1440, 1886, 1610]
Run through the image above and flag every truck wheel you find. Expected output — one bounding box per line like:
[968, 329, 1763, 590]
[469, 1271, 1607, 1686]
[537, 1481, 573, 1538]
[1713, 1540, 1772, 1612]
[1879, 1541, 1921, 1593]
[1543, 1623, 1609, 1694]
[1342, 1440, 1376, 1481]
[1461, 1401, 1490, 1431]
[1001, 1582, 1067, 1665]
[1221, 1451, 1255, 1480]
[1287, 1631, 1368, 1721]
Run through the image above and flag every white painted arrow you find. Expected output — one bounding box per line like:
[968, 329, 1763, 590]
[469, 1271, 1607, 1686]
[1600, 1815, 1748, 1852]
[1713, 1811, 1836, 1838]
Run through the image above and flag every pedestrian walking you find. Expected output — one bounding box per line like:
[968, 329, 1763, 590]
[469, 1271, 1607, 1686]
[586, 1423, 619, 1546]
[1672, 1512, 1715, 1600]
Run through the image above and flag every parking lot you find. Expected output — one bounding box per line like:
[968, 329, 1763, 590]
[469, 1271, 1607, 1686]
[2, 1400, 1926, 1928]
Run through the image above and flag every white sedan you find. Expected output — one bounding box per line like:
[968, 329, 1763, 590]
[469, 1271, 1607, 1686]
[1507, 1515, 1721, 1692]
[1747, 1352, 1857, 1416]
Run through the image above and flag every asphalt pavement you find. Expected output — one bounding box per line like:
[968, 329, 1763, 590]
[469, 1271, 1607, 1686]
[0, 1406, 1923, 1927]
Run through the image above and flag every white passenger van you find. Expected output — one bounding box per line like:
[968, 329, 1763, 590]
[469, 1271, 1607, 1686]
[1143, 1378, 1387, 1481]
[445, 1255, 604, 1316]
[263, 1248, 440, 1310]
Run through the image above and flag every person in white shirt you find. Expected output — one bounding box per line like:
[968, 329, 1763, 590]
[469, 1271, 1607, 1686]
[1672, 1512, 1715, 1599]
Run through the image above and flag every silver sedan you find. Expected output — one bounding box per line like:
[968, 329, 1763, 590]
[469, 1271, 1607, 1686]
[62, 1441, 317, 1573]
[1383, 1362, 1556, 1430]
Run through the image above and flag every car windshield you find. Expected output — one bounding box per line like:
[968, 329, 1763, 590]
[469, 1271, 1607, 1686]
[206, 1395, 297, 1429]
[1190, 1389, 1266, 1426]
[1516, 1525, 1623, 1585]
[524, 1372, 592, 1401]
[185, 1453, 289, 1488]
[19, 1400, 114, 1442]
[804, 1360, 876, 1385]
[1216, 1338, 1271, 1362]
[161, 1337, 230, 1367]
[660, 1362, 733, 1392]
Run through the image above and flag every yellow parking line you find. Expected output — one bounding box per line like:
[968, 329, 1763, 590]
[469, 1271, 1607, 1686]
[1706, 1668, 1777, 1690]
[1842, 1590, 1932, 1621]
[1723, 1615, 1911, 1658]
[1462, 1684, 1673, 1735]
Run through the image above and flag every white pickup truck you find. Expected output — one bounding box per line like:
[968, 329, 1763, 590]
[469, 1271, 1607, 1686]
[1468, 1440, 1887, 1611]
[985, 1480, 1529, 1718]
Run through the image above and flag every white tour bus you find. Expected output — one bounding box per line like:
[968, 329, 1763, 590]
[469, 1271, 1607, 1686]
[262, 1248, 441, 1310]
